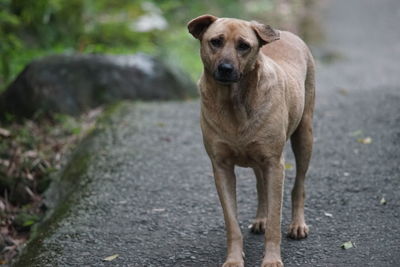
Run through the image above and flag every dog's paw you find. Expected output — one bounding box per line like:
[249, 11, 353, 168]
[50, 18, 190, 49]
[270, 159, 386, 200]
[250, 218, 267, 234]
[287, 221, 309, 240]
[222, 259, 244, 267]
[261, 257, 283, 267]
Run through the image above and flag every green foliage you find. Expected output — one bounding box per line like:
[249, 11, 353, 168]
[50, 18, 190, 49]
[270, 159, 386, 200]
[53, 113, 82, 135]
[13, 211, 40, 230]
[0, 0, 22, 85]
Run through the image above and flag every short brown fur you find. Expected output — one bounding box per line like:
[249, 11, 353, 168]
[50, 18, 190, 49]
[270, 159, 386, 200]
[188, 15, 315, 267]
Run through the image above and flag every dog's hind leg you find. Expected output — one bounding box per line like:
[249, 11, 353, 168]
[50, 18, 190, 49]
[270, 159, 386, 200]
[250, 167, 268, 234]
[288, 57, 315, 240]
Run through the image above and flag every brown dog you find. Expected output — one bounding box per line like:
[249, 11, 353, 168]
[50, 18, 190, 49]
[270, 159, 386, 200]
[188, 15, 315, 267]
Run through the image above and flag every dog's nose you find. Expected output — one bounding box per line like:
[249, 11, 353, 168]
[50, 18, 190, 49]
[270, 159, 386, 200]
[218, 63, 234, 75]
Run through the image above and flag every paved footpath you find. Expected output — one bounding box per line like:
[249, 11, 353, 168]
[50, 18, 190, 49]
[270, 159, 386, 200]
[15, 0, 400, 266]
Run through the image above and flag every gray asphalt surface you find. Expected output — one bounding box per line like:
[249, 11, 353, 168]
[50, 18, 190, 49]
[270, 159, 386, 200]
[15, 0, 400, 266]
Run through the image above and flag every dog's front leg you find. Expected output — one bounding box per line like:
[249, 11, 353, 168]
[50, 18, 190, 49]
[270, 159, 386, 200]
[212, 162, 244, 267]
[261, 157, 284, 267]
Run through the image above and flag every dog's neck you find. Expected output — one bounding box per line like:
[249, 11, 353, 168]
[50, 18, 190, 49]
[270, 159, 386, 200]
[201, 54, 272, 124]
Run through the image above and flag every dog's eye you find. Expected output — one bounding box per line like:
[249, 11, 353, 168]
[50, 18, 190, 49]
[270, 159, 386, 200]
[237, 42, 250, 51]
[210, 38, 223, 48]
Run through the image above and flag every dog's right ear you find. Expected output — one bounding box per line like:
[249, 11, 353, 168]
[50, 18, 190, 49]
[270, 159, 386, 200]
[187, 15, 218, 40]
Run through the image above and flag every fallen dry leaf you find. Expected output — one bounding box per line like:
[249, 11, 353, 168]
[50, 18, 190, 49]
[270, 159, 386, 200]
[0, 159, 10, 167]
[25, 171, 34, 180]
[152, 208, 165, 212]
[341, 241, 354, 249]
[285, 163, 293, 170]
[337, 88, 349, 95]
[0, 200, 5, 211]
[103, 254, 119, 262]
[0, 127, 11, 137]
[23, 150, 38, 158]
[357, 137, 372, 144]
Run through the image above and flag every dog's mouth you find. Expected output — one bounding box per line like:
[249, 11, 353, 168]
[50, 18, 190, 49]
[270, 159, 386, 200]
[214, 77, 240, 84]
[213, 72, 241, 84]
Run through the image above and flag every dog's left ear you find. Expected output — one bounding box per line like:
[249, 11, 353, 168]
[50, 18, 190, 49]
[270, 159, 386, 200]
[251, 21, 280, 46]
[188, 15, 218, 40]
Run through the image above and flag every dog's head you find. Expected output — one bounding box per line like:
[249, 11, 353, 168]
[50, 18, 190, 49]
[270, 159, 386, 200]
[188, 15, 279, 84]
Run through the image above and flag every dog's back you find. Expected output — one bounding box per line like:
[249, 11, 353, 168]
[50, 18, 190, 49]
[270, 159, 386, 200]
[262, 30, 313, 85]
[262, 30, 315, 138]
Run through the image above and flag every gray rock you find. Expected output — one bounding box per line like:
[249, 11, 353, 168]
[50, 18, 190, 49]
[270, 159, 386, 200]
[0, 53, 197, 118]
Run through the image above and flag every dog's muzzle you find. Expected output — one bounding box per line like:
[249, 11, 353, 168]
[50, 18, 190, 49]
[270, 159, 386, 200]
[214, 63, 240, 83]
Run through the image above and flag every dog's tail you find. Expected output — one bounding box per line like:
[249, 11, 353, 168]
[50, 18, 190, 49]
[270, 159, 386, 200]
[304, 51, 316, 116]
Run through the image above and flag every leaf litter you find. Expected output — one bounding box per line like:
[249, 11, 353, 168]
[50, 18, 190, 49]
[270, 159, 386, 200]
[0, 107, 103, 264]
[349, 130, 373, 144]
[357, 137, 372, 144]
[103, 254, 119, 261]
[285, 162, 293, 170]
[341, 241, 355, 249]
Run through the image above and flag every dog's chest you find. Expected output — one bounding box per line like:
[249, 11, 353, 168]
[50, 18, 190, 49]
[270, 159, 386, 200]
[202, 112, 284, 168]
[212, 137, 279, 168]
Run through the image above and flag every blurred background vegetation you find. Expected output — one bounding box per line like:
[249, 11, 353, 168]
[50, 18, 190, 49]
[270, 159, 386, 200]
[0, 0, 313, 92]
